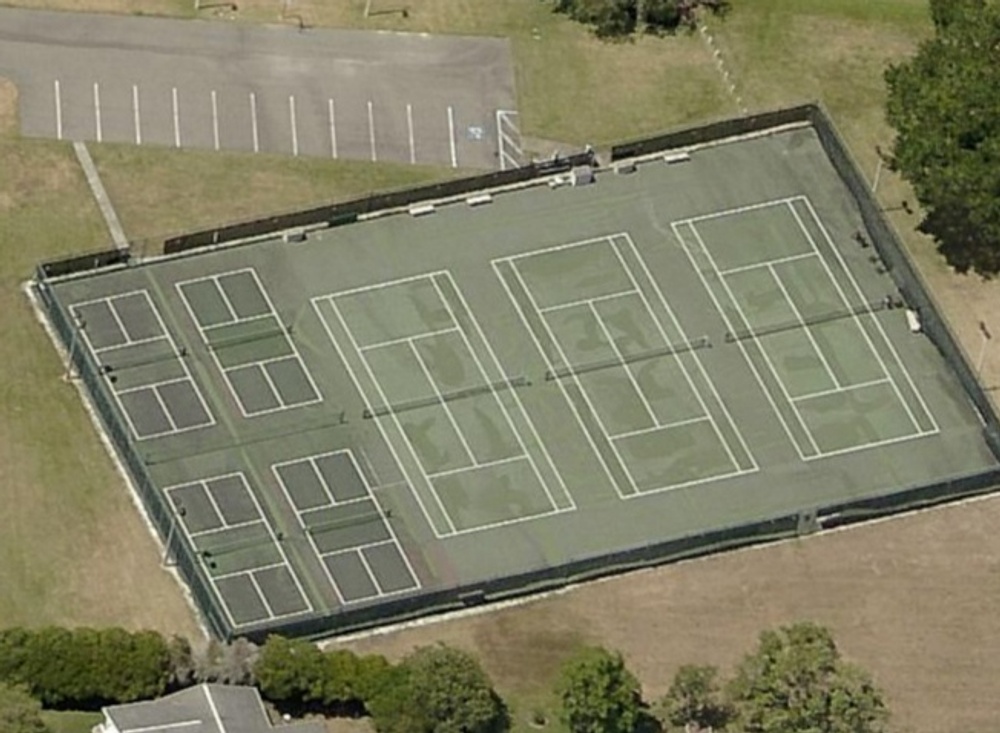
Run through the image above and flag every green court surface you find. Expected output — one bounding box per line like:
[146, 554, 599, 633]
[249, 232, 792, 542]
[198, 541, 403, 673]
[41, 124, 1000, 638]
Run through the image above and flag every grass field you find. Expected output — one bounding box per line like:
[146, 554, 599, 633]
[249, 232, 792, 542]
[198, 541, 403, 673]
[5, 1, 1000, 731]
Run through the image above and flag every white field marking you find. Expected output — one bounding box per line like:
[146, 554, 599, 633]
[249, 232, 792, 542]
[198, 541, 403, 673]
[508, 257, 640, 498]
[172, 87, 180, 147]
[537, 289, 634, 314]
[506, 232, 620, 262]
[588, 301, 660, 427]
[132, 84, 142, 144]
[322, 296, 458, 536]
[428, 455, 526, 480]
[673, 220, 809, 461]
[212, 562, 284, 582]
[91, 334, 166, 354]
[611, 416, 709, 442]
[441, 271, 576, 510]
[609, 234, 749, 476]
[688, 222, 821, 457]
[790, 378, 891, 404]
[250, 92, 259, 153]
[289, 94, 298, 156]
[115, 377, 188, 398]
[428, 275, 563, 512]
[616, 231, 760, 474]
[190, 519, 264, 539]
[53, 79, 62, 140]
[407, 338, 477, 465]
[247, 572, 275, 617]
[495, 110, 523, 171]
[328, 97, 337, 158]
[211, 90, 220, 150]
[447, 105, 458, 167]
[202, 472, 250, 525]
[150, 386, 180, 431]
[718, 251, 815, 277]
[166, 483, 224, 533]
[354, 547, 384, 595]
[121, 719, 201, 733]
[794, 196, 939, 434]
[93, 82, 102, 143]
[406, 103, 415, 164]
[765, 263, 841, 388]
[360, 327, 461, 353]
[367, 99, 377, 161]
[490, 257, 622, 498]
[678, 195, 802, 225]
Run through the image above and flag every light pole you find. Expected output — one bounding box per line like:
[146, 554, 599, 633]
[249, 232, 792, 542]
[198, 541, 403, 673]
[976, 321, 992, 379]
[161, 504, 186, 567]
[63, 314, 86, 381]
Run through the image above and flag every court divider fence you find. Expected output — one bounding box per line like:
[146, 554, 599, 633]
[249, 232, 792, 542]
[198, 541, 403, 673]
[32, 103, 1000, 642]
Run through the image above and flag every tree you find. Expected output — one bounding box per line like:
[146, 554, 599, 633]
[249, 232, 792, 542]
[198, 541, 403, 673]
[885, 0, 1000, 275]
[551, 0, 730, 38]
[367, 644, 507, 733]
[658, 665, 731, 731]
[0, 683, 50, 733]
[556, 646, 642, 733]
[254, 636, 329, 704]
[726, 622, 888, 733]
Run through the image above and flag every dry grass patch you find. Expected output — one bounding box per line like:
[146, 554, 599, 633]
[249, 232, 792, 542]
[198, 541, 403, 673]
[0, 0, 192, 16]
[0, 77, 19, 137]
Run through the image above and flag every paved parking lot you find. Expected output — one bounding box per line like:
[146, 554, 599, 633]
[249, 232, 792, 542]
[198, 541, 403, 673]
[0, 7, 521, 169]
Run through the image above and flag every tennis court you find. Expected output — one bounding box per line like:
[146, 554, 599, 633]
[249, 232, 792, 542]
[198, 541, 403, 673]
[36, 119, 1000, 640]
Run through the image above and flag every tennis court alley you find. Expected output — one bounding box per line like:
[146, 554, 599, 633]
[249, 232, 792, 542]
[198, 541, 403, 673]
[37, 118, 1000, 640]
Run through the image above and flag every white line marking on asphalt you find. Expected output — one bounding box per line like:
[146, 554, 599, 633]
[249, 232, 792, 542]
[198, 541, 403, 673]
[211, 90, 220, 150]
[54, 80, 62, 140]
[406, 103, 416, 164]
[367, 100, 377, 162]
[132, 85, 141, 144]
[250, 92, 259, 153]
[93, 82, 102, 143]
[172, 87, 181, 148]
[447, 105, 458, 168]
[328, 98, 337, 159]
[289, 95, 299, 156]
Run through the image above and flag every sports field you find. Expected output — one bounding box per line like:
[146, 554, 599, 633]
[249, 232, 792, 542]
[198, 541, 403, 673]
[39, 123, 999, 637]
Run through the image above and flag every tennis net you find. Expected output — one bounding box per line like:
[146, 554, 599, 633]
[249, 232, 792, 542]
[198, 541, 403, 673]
[724, 300, 889, 342]
[363, 376, 530, 419]
[545, 336, 710, 381]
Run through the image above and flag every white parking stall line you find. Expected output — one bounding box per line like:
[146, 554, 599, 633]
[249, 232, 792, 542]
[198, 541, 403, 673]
[53, 80, 63, 140]
[132, 84, 141, 145]
[447, 105, 458, 168]
[172, 87, 181, 148]
[250, 92, 259, 153]
[289, 95, 299, 156]
[367, 100, 377, 162]
[211, 90, 220, 150]
[93, 82, 102, 143]
[328, 98, 338, 159]
[406, 103, 416, 164]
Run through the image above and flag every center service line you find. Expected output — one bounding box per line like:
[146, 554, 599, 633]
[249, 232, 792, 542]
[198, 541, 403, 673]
[172, 87, 181, 148]
[211, 90, 220, 150]
[53, 80, 62, 140]
[367, 100, 377, 162]
[93, 82, 102, 143]
[406, 103, 415, 164]
[132, 85, 142, 145]
[250, 92, 259, 153]
[447, 105, 458, 168]
[328, 98, 338, 159]
[289, 95, 299, 156]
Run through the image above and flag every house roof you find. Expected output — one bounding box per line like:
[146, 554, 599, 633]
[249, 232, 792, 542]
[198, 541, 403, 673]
[103, 684, 325, 733]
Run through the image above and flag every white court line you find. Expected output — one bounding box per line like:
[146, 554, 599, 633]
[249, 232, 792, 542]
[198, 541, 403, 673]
[790, 378, 891, 404]
[611, 416, 709, 442]
[537, 289, 634, 314]
[491, 259, 623, 500]
[359, 326, 460, 353]
[172, 87, 181, 148]
[247, 572, 276, 618]
[506, 232, 618, 262]
[289, 95, 299, 156]
[367, 100, 377, 162]
[688, 223, 821, 457]
[428, 455, 525, 480]
[447, 106, 458, 168]
[190, 519, 264, 539]
[310, 298, 455, 538]
[132, 85, 142, 145]
[406, 103, 416, 164]
[250, 92, 259, 153]
[201, 472, 247, 525]
[53, 79, 62, 140]
[793, 197, 939, 434]
[765, 263, 841, 389]
[93, 82, 102, 143]
[211, 90, 220, 150]
[718, 251, 815, 277]
[674, 221, 809, 460]
[609, 235, 749, 476]
[213, 562, 285, 582]
[328, 98, 337, 159]
[588, 301, 659, 428]
[407, 338, 477, 465]
[116, 377, 188, 398]
[679, 195, 803, 225]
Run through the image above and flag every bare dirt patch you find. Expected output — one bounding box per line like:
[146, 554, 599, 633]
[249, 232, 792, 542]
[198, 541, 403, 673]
[0, 77, 19, 137]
